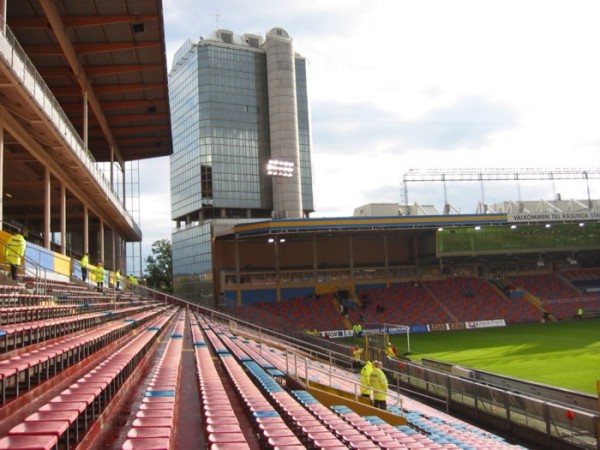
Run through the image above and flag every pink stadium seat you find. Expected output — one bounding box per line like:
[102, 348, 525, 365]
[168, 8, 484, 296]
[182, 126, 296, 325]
[126, 428, 172, 439]
[0, 435, 58, 450]
[121, 438, 170, 449]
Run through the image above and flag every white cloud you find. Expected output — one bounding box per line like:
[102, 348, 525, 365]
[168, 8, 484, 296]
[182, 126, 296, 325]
[145, 0, 600, 238]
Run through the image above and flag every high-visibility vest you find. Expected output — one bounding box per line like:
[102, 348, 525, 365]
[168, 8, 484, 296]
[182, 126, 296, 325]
[369, 367, 388, 401]
[94, 265, 105, 283]
[360, 362, 372, 395]
[5, 233, 26, 266]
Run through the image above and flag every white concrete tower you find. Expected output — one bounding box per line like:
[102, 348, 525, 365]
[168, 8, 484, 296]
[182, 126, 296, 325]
[265, 27, 303, 219]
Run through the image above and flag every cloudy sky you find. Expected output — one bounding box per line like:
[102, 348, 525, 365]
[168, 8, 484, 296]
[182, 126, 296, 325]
[139, 0, 600, 258]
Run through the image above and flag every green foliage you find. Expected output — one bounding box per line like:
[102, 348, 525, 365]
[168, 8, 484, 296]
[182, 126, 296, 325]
[144, 239, 172, 292]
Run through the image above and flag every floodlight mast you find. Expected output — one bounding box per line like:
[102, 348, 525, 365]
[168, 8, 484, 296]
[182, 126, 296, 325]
[402, 168, 600, 214]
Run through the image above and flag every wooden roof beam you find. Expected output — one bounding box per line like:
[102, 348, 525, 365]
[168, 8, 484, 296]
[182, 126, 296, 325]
[52, 83, 164, 96]
[61, 99, 167, 113]
[38, 64, 162, 78]
[10, 15, 158, 29]
[37, 0, 125, 167]
[23, 41, 159, 56]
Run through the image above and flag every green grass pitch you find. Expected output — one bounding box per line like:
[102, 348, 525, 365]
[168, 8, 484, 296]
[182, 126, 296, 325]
[366, 319, 600, 394]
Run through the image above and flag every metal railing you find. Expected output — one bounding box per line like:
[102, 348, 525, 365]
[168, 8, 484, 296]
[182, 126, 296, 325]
[148, 291, 599, 450]
[0, 18, 140, 237]
[28, 277, 598, 449]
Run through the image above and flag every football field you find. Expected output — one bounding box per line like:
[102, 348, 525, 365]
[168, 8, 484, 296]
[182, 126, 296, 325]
[388, 319, 600, 394]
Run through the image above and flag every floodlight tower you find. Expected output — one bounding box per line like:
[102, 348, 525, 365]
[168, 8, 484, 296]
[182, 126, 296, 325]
[402, 168, 600, 213]
[265, 28, 303, 219]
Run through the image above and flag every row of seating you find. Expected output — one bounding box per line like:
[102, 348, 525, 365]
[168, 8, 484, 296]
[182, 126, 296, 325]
[545, 297, 600, 320]
[252, 295, 347, 332]
[0, 304, 106, 325]
[294, 390, 396, 449]
[0, 310, 175, 449]
[242, 361, 347, 449]
[230, 273, 600, 332]
[121, 311, 185, 449]
[193, 316, 253, 449]
[0, 292, 53, 307]
[203, 327, 308, 449]
[208, 318, 528, 449]
[0, 306, 168, 406]
[210, 320, 357, 395]
[400, 411, 519, 449]
[508, 274, 581, 300]
[0, 305, 148, 354]
[203, 317, 400, 449]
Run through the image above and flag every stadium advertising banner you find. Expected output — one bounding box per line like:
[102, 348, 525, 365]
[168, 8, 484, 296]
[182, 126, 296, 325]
[319, 330, 353, 338]
[465, 319, 506, 329]
[507, 211, 600, 222]
[319, 325, 410, 339]
[319, 321, 504, 338]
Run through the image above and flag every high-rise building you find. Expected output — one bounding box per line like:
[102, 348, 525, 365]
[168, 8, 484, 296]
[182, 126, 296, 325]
[169, 27, 314, 301]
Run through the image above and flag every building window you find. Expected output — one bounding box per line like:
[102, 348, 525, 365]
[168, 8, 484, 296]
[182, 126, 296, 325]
[220, 31, 233, 44]
[201, 164, 213, 199]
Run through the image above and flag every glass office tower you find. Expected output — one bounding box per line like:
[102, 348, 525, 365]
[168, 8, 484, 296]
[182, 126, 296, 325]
[169, 28, 314, 301]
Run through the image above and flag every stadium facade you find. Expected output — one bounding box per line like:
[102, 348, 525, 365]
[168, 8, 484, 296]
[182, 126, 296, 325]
[215, 207, 600, 307]
[168, 28, 314, 300]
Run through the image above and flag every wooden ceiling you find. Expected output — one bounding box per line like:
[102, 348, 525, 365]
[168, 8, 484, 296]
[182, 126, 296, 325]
[7, 0, 172, 163]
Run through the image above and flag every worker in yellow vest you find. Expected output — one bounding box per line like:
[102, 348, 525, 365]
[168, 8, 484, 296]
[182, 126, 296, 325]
[360, 361, 372, 401]
[80, 253, 90, 282]
[94, 261, 105, 292]
[115, 269, 121, 290]
[352, 345, 363, 369]
[369, 360, 388, 410]
[5, 229, 26, 280]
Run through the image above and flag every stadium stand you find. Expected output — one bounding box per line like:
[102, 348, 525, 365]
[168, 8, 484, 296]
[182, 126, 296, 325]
[230, 276, 548, 333]
[423, 277, 542, 324]
[507, 273, 600, 320]
[0, 273, 595, 449]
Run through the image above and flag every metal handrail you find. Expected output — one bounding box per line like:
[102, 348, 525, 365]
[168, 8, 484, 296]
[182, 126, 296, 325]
[0, 18, 140, 236]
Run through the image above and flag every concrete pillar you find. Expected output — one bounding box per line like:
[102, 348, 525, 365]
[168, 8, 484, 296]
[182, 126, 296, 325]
[60, 183, 66, 254]
[0, 124, 3, 230]
[44, 167, 51, 249]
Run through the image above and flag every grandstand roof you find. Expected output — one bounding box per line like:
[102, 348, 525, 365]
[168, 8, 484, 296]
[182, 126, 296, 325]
[0, 0, 172, 241]
[7, 0, 172, 163]
[229, 214, 509, 238]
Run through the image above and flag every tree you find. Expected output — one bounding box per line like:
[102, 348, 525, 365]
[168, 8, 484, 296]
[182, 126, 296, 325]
[144, 239, 172, 292]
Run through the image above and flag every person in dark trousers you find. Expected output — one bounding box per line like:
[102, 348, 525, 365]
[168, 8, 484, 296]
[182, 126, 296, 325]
[369, 360, 388, 410]
[94, 261, 105, 292]
[80, 252, 90, 282]
[352, 345, 363, 369]
[360, 361, 372, 402]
